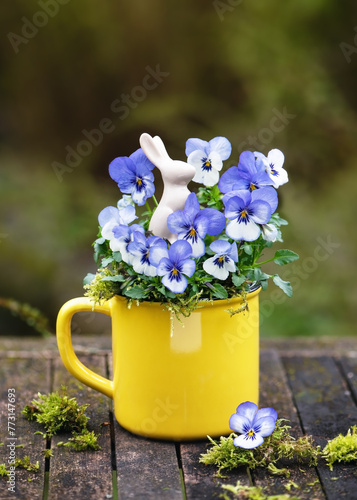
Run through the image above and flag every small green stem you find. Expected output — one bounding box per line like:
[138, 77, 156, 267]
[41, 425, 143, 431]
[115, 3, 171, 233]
[152, 195, 159, 207]
[253, 257, 275, 267]
[145, 201, 152, 214]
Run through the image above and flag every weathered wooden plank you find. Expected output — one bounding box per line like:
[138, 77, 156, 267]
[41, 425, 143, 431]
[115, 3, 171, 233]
[252, 350, 325, 499]
[283, 355, 357, 500]
[180, 440, 251, 500]
[0, 335, 112, 357]
[114, 422, 183, 499]
[338, 355, 357, 403]
[0, 357, 51, 499]
[48, 354, 113, 499]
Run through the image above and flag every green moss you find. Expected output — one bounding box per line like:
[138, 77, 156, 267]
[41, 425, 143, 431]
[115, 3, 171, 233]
[22, 386, 101, 453]
[200, 420, 319, 477]
[0, 457, 39, 479]
[57, 429, 101, 452]
[322, 425, 357, 470]
[221, 481, 300, 500]
[22, 387, 89, 438]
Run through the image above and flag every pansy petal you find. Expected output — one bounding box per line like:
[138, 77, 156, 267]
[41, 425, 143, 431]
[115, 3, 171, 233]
[98, 206, 119, 227]
[268, 149, 285, 170]
[233, 433, 264, 449]
[168, 240, 192, 263]
[201, 168, 220, 187]
[253, 416, 276, 437]
[180, 258, 196, 277]
[203, 257, 229, 280]
[235, 401, 258, 421]
[249, 200, 272, 225]
[228, 241, 238, 262]
[198, 209, 226, 236]
[226, 219, 261, 241]
[229, 413, 251, 434]
[255, 407, 278, 422]
[208, 136, 232, 160]
[218, 166, 240, 194]
[210, 239, 231, 254]
[207, 150, 223, 171]
[184, 235, 205, 258]
[184, 192, 201, 219]
[237, 151, 257, 178]
[252, 187, 278, 213]
[149, 245, 169, 267]
[162, 272, 188, 294]
[130, 147, 156, 171]
[185, 138, 208, 157]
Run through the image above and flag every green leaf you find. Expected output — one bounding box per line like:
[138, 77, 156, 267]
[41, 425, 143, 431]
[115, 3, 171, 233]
[83, 273, 96, 286]
[241, 243, 253, 255]
[112, 252, 122, 263]
[273, 275, 293, 297]
[232, 274, 246, 288]
[124, 286, 147, 299]
[101, 275, 125, 282]
[273, 249, 299, 266]
[212, 284, 228, 300]
[101, 256, 114, 267]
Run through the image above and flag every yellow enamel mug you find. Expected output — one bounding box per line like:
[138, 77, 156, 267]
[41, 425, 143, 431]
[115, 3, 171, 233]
[56, 289, 260, 440]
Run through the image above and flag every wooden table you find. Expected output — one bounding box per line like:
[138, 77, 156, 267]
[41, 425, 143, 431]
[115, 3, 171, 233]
[1, 336, 357, 499]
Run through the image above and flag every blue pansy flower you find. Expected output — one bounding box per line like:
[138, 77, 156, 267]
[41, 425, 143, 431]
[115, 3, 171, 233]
[229, 401, 278, 449]
[99, 204, 138, 256]
[185, 136, 232, 187]
[218, 151, 272, 193]
[255, 149, 288, 189]
[223, 188, 277, 241]
[128, 233, 167, 277]
[150, 240, 195, 294]
[167, 193, 226, 258]
[203, 240, 238, 280]
[109, 148, 155, 206]
[99, 204, 144, 264]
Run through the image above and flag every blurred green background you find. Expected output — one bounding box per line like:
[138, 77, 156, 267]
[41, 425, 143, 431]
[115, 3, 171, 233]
[1, 0, 356, 337]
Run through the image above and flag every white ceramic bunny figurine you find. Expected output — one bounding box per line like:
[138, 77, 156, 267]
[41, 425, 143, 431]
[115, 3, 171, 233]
[140, 133, 196, 242]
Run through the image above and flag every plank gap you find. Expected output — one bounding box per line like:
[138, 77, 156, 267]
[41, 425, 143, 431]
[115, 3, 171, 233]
[335, 357, 357, 408]
[175, 443, 187, 500]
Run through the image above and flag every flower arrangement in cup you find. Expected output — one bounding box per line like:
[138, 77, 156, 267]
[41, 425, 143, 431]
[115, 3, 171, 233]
[85, 133, 298, 318]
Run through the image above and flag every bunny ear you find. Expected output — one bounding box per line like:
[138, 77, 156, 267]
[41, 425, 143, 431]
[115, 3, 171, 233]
[140, 133, 170, 169]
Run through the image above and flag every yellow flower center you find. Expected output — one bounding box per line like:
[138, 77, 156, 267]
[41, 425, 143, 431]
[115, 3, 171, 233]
[205, 160, 211, 167]
[189, 228, 196, 237]
[218, 256, 225, 263]
[250, 183, 256, 190]
[172, 268, 178, 275]
[241, 210, 248, 218]
[136, 178, 142, 186]
[248, 430, 255, 437]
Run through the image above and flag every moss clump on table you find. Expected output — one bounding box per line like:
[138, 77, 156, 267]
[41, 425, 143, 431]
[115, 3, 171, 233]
[322, 425, 357, 470]
[200, 420, 319, 478]
[22, 386, 100, 451]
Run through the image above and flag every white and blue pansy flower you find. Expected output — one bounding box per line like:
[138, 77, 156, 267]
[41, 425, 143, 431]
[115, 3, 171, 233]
[128, 233, 167, 277]
[229, 401, 278, 449]
[185, 136, 232, 187]
[107, 223, 145, 264]
[218, 151, 272, 193]
[167, 193, 226, 258]
[98, 204, 140, 262]
[150, 240, 195, 294]
[203, 240, 238, 280]
[108, 148, 155, 206]
[223, 188, 277, 241]
[254, 149, 288, 189]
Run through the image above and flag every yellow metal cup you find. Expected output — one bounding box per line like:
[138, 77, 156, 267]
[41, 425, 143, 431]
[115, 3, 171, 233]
[56, 289, 260, 440]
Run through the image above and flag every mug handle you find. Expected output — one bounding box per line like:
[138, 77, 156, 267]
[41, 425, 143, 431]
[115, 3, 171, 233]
[56, 297, 114, 399]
